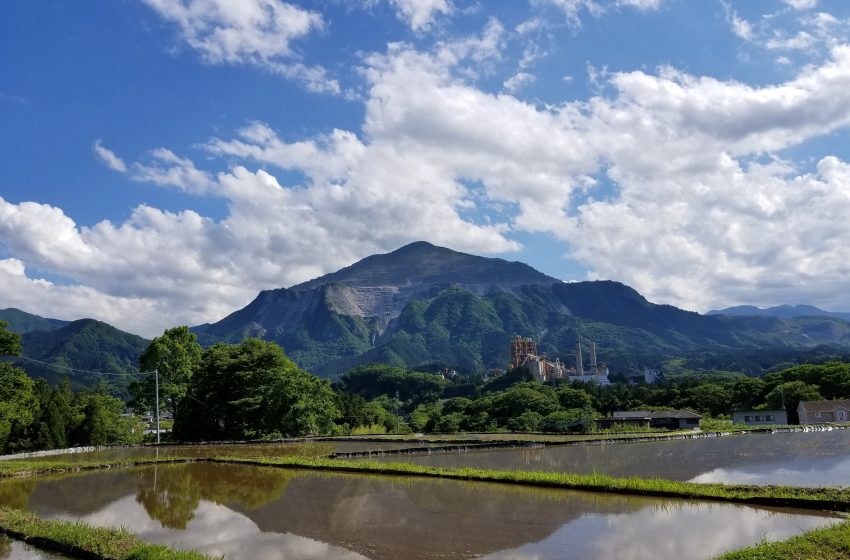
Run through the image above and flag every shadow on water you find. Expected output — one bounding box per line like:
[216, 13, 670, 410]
[1, 462, 842, 560]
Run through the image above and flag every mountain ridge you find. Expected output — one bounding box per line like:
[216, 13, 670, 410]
[708, 304, 850, 323]
[192, 242, 850, 377]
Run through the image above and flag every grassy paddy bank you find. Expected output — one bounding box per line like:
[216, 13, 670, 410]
[212, 456, 850, 512]
[0, 507, 213, 560]
[714, 520, 850, 559]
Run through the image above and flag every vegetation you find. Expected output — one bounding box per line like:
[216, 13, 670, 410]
[15, 319, 149, 397]
[714, 521, 850, 560]
[1, 322, 143, 454]
[0, 507, 213, 560]
[132, 326, 202, 419]
[173, 338, 340, 440]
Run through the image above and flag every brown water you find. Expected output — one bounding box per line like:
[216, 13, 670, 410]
[0, 462, 840, 560]
[373, 430, 850, 486]
[0, 537, 64, 560]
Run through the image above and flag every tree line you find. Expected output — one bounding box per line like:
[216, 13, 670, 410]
[4, 318, 850, 454]
[1, 321, 142, 453]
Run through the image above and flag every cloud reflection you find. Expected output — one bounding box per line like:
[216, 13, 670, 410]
[58, 496, 368, 560]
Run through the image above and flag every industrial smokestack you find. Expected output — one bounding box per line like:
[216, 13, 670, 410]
[576, 341, 584, 376]
[590, 342, 597, 373]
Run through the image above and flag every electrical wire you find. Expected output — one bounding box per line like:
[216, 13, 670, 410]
[3, 355, 153, 376]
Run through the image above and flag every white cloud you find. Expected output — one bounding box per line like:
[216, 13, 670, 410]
[142, 0, 339, 93]
[537, 0, 665, 27]
[730, 13, 754, 41]
[388, 0, 453, 31]
[503, 71, 535, 92]
[765, 30, 816, 51]
[93, 140, 128, 173]
[129, 148, 215, 194]
[7, 22, 850, 337]
[785, 0, 818, 10]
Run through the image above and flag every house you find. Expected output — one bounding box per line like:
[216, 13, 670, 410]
[596, 410, 701, 430]
[731, 410, 788, 426]
[797, 399, 850, 424]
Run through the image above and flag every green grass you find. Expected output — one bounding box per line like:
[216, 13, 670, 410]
[714, 520, 850, 559]
[208, 456, 850, 512]
[0, 507, 213, 560]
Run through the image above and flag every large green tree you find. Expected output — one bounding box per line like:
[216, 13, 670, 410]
[134, 326, 202, 417]
[0, 322, 34, 452]
[176, 339, 339, 440]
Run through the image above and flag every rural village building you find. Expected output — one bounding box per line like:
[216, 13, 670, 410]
[797, 399, 850, 424]
[731, 410, 788, 426]
[596, 410, 701, 430]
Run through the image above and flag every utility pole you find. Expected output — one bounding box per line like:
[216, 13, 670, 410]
[154, 368, 161, 444]
[395, 389, 400, 434]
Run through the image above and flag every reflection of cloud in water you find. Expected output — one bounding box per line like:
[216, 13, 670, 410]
[0, 537, 62, 560]
[54, 496, 368, 560]
[690, 456, 850, 486]
[481, 502, 840, 560]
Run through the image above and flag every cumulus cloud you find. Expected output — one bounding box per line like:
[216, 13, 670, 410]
[93, 140, 127, 172]
[384, 0, 453, 31]
[142, 0, 339, 93]
[6, 14, 850, 337]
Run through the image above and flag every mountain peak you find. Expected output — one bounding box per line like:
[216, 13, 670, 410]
[294, 241, 559, 290]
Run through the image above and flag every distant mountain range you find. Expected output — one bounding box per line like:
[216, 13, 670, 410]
[6, 242, 850, 387]
[1, 308, 148, 397]
[192, 242, 850, 377]
[708, 304, 850, 322]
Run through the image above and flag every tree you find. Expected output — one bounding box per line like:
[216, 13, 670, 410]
[176, 339, 339, 440]
[556, 387, 593, 410]
[0, 362, 36, 452]
[765, 381, 822, 424]
[135, 326, 202, 418]
[0, 320, 22, 356]
[685, 384, 733, 417]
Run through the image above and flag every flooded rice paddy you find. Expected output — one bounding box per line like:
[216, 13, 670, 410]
[0, 462, 841, 560]
[0, 536, 64, 560]
[371, 430, 850, 486]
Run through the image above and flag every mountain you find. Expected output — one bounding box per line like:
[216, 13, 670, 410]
[708, 304, 850, 323]
[0, 308, 68, 334]
[7, 317, 149, 397]
[193, 242, 850, 377]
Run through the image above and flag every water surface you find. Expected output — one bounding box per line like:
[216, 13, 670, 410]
[0, 462, 839, 560]
[372, 430, 850, 486]
[0, 536, 64, 560]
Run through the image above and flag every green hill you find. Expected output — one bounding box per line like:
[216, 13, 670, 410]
[0, 308, 68, 334]
[9, 318, 149, 397]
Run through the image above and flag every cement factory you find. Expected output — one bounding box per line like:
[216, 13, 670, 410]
[509, 335, 611, 385]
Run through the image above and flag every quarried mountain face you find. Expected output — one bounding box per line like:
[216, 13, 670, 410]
[192, 242, 850, 378]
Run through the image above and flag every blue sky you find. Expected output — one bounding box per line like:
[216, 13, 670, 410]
[2, 0, 850, 336]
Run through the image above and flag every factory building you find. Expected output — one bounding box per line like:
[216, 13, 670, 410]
[509, 335, 611, 385]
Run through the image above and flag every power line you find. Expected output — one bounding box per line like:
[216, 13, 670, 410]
[4, 355, 153, 377]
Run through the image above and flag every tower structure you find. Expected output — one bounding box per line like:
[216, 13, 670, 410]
[509, 335, 537, 369]
[575, 340, 584, 376]
[590, 342, 598, 373]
